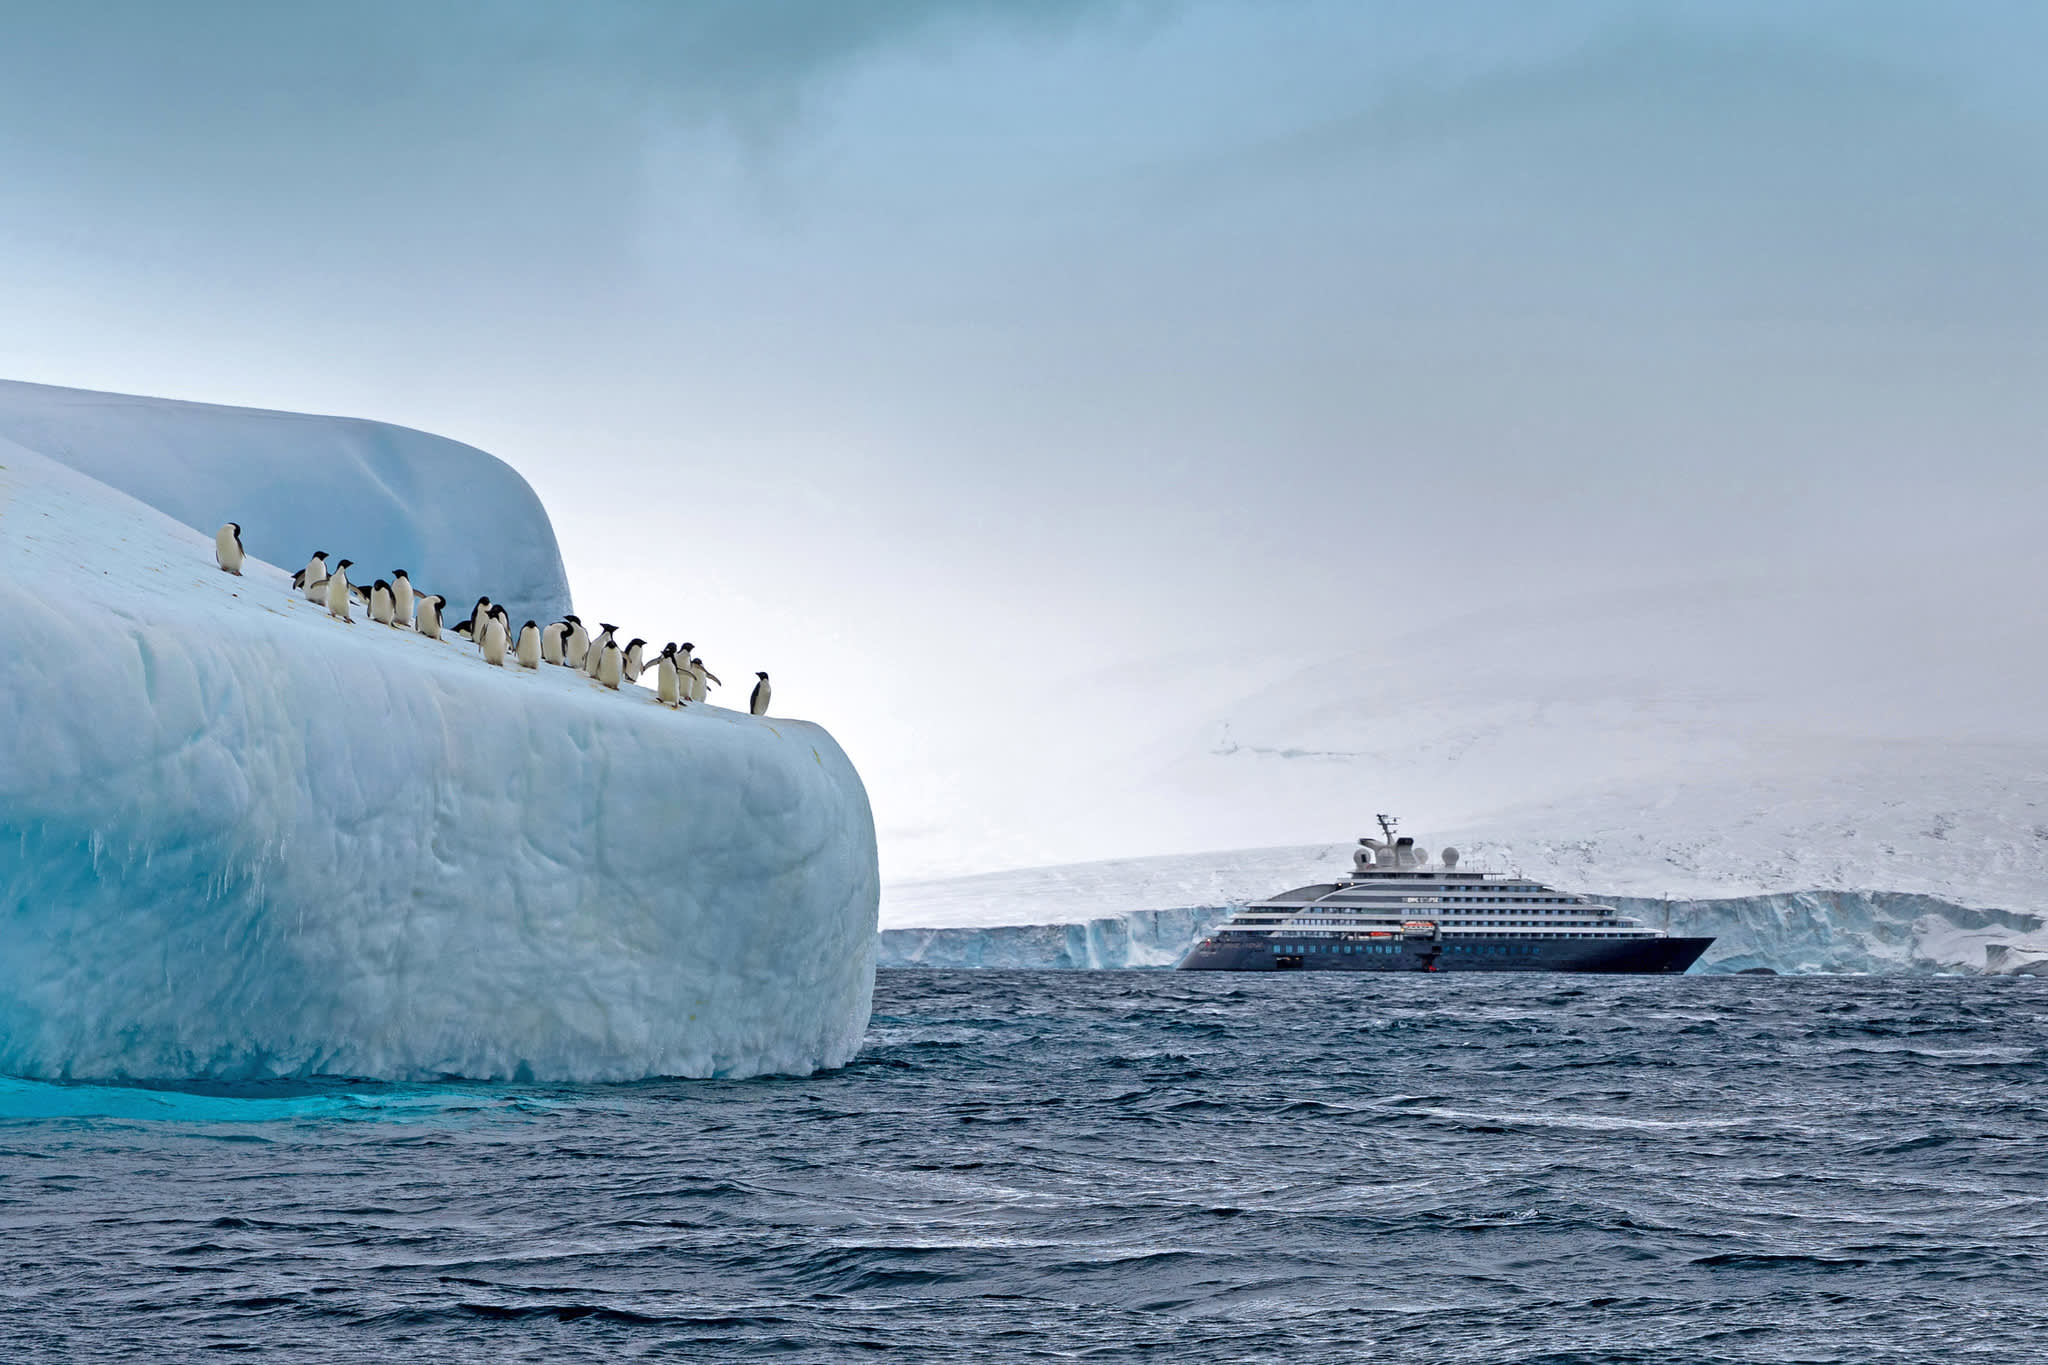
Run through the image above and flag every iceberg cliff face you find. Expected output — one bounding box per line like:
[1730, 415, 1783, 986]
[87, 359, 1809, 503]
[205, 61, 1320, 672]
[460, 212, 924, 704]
[0, 378, 572, 626]
[0, 440, 877, 1081]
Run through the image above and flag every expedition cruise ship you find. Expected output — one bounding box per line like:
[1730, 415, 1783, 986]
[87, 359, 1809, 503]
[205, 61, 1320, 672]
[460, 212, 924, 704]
[1176, 818, 1713, 974]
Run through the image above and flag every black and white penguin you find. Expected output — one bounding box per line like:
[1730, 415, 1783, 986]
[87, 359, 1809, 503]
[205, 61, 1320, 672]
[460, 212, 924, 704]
[515, 620, 541, 669]
[298, 553, 332, 602]
[461, 596, 491, 646]
[418, 594, 446, 640]
[594, 638, 623, 689]
[564, 616, 589, 669]
[749, 671, 771, 716]
[214, 523, 244, 575]
[291, 551, 328, 594]
[584, 624, 617, 677]
[390, 571, 415, 628]
[325, 560, 356, 622]
[541, 620, 567, 666]
[655, 643, 683, 707]
[368, 579, 396, 626]
[481, 611, 509, 666]
[621, 638, 646, 685]
[688, 656, 720, 704]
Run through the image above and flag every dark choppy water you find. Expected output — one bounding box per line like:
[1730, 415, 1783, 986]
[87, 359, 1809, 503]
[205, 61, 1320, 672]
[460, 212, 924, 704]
[5, 971, 2047, 1362]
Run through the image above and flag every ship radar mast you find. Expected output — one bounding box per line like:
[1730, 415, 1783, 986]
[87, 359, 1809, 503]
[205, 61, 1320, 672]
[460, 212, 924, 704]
[1374, 813, 1399, 843]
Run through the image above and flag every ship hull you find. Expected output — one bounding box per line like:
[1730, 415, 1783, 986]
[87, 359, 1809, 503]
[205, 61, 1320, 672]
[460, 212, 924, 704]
[1176, 935, 1714, 974]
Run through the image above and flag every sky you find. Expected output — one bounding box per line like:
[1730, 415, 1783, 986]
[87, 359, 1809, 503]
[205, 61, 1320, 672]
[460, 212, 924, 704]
[2, 1, 2044, 879]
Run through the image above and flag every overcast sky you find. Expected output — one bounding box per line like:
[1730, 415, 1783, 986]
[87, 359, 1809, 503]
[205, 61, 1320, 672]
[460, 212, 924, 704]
[4, 2, 2044, 877]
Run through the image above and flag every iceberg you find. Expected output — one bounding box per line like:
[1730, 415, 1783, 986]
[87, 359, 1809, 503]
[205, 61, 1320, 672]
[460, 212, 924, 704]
[0, 378, 572, 626]
[0, 432, 878, 1082]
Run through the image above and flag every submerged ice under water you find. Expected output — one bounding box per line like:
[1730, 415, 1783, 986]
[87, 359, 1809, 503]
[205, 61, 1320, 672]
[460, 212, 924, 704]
[4, 970, 2047, 1362]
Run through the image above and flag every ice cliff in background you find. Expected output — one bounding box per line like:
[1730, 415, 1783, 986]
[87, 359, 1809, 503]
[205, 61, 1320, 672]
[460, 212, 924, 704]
[0, 435, 878, 1081]
[878, 848, 2048, 974]
[0, 379, 571, 625]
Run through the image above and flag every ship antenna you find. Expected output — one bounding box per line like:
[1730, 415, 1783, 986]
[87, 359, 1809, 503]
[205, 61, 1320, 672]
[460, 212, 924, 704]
[1375, 813, 1398, 842]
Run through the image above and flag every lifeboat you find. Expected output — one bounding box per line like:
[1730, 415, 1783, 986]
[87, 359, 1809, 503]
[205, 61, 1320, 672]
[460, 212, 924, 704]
[1401, 920, 1439, 940]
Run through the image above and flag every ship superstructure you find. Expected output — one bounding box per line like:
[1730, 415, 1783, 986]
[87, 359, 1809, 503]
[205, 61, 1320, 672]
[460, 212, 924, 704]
[1176, 816, 1712, 974]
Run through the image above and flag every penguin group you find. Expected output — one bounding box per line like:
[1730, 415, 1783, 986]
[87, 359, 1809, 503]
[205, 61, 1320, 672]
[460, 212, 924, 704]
[217, 524, 775, 716]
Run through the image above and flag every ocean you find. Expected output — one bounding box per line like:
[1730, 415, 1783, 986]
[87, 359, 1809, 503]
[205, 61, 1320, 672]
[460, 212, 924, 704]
[3, 970, 2044, 1362]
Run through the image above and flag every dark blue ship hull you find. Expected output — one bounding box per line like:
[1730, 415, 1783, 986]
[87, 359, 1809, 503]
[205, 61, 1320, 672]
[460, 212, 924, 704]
[1177, 933, 1714, 974]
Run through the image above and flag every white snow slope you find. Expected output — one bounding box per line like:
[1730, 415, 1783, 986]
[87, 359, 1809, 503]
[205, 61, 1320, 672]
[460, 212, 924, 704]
[0, 441, 878, 1081]
[0, 378, 572, 626]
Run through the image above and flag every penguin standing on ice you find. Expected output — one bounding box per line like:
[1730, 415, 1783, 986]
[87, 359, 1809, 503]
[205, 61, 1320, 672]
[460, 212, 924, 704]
[584, 624, 617, 677]
[292, 551, 328, 595]
[214, 523, 244, 575]
[541, 620, 567, 665]
[418, 594, 446, 639]
[688, 655, 720, 703]
[621, 639, 647, 685]
[460, 597, 491, 645]
[481, 610, 509, 666]
[368, 579, 396, 626]
[655, 643, 683, 708]
[564, 616, 589, 670]
[324, 560, 356, 622]
[515, 621, 541, 669]
[594, 638, 623, 689]
[749, 671, 771, 716]
[390, 570, 415, 628]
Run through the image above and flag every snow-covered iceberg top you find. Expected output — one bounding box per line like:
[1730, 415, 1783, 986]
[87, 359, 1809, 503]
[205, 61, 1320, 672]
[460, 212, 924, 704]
[0, 378, 572, 626]
[0, 439, 878, 1081]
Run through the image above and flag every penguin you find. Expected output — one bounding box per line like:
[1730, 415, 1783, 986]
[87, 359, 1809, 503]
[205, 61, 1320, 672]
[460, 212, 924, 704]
[689, 656, 720, 704]
[292, 551, 328, 594]
[594, 638, 623, 690]
[481, 611, 509, 666]
[299, 558, 333, 602]
[214, 523, 244, 575]
[487, 604, 511, 653]
[564, 616, 590, 670]
[541, 620, 567, 666]
[461, 597, 491, 646]
[655, 643, 683, 708]
[325, 560, 356, 622]
[621, 639, 647, 685]
[584, 624, 617, 677]
[515, 620, 541, 669]
[368, 579, 395, 626]
[417, 594, 446, 640]
[749, 671, 771, 717]
[391, 571, 415, 628]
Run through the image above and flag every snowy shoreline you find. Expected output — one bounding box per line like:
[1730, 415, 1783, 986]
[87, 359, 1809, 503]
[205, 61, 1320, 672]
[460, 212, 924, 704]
[878, 847, 2048, 974]
[875, 891, 2048, 974]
